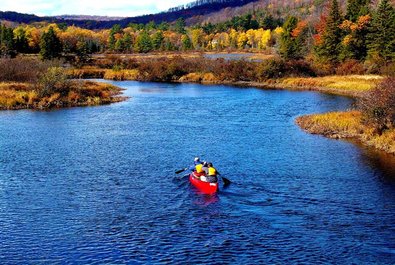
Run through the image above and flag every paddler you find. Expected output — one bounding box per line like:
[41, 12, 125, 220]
[207, 162, 218, 183]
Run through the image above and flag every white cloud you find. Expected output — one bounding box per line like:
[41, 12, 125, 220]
[1, 0, 193, 16]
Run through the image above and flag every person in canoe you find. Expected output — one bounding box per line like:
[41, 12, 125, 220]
[188, 157, 202, 172]
[193, 161, 206, 179]
[207, 162, 218, 183]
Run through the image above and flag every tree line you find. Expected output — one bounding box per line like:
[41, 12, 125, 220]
[0, 0, 394, 72]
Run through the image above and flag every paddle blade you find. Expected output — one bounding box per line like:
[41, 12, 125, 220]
[175, 168, 186, 174]
[222, 176, 231, 187]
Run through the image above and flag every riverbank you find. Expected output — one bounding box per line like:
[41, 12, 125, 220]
[0, 81, 126, 110]
[68, 67, 381, 98]
[296, 111, 395, 155]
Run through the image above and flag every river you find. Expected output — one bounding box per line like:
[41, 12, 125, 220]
[0, 81, 394, 264]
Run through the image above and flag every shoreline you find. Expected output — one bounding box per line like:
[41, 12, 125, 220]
[296, 111, 395, 155]
[4, 69, 392, 155]
[0, 81, 128, 111]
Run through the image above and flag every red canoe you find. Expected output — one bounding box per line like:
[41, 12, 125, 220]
[189, 173, 219, 194]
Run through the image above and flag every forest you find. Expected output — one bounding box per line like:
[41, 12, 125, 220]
[1, 0, 394, 76]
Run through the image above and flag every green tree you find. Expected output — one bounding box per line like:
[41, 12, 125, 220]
[0, 25, 15, 56]
[76, 40, 90, 64]
[367, 0, 395, 61]
[152, 31, 164, 50]
[158, 22, 170, 31]
[134, 31, 152, 53]
[279, 16, 299, 59]
[181, 34, 192, 50]
[346, 0, 370, 21]
[39, 26, 62, 60]
[315, 0, 343, 63]
[175, 18, 186, 34]
[122, 33, 132, 52]
[108, 33, 116, 50]
[114, 38, 124, 52]
[14, 27, 29, 53]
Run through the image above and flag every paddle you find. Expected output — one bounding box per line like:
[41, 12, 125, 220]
[218, 173, 231, 187]
[175, 168, 187, 174]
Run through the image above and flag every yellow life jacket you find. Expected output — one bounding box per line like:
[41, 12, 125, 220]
[208, 167, 217, 176]
[196, 164, 204, 173]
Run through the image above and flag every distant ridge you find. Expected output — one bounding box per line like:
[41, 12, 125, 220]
[0, 0, 260, 29]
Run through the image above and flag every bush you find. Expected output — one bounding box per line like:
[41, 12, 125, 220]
[284, 60, 316, 77]
[0, 57, 57, 82]
[358, 77, 395, 133]
[37, 67, 69, 97]
[335, 60, 365, 75]
[255, 58, 286, 80]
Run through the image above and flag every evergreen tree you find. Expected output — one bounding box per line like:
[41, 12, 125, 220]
[152, 31, 164, 50]
[76, 40, 90, 64]
[346, 0, 370, 22]
[1, 25, 15, 56]
[367, 0, 395, 61]
[315, 0, 343, 63]
[134, 31, 152, 53]
[14, 28, 29, 53]
[279, 16, 299, 59]
[122, 33, 132, 52]
[175, 18, 186, 34]
[39, 27, 62, 60]
[114, 39, 124, 52]
[108, 33, 116, 51]
[181, 34, 192, 50]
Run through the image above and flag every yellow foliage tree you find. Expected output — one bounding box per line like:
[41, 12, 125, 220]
[229, 29, 238, 49]
[259, 29, 271, 49]
[189, 28, 204, 50]
[237, 32, 248, 49]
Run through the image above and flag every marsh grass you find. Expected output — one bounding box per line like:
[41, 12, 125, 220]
[297, 111, 395, 154]
[0, 81, 125, 110]
[282, 75, 382, 94]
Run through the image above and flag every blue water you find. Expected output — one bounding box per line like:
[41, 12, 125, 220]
[1, 81, 394, 264]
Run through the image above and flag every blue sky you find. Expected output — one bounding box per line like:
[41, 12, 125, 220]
[1, 0, 193, 17]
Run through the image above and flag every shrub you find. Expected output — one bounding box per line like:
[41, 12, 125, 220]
[335, 60, 365, 75]
[255, 58, 286, 80]
[0, 57, 58, 82]
[358, 77, 395, 133]
[37, 67, 69, 97]
[284, 60, 316, 77]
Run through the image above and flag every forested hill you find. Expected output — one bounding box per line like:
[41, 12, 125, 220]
[0, 0, 260, 29]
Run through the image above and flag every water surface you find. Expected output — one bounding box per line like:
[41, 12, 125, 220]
[1, 81, 394, 264]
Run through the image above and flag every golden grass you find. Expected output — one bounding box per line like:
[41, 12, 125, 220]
[296, 111, 363, 138]
[103, 69, 139, 81]
[67, 67, 106, 78]
[297, 111, 395, 154]
[179, 72, 219, 83]
[282, 75, 382, 96]
[0, 81, 126, 110]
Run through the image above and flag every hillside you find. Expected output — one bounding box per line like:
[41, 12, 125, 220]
[0, 0, 260, 29]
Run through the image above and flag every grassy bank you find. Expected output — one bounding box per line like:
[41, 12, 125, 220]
[0, 81, 126, 110]
[67, 56, 382, 97]
[0, 58, 127, 110]
[296, 111, 395, 155]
